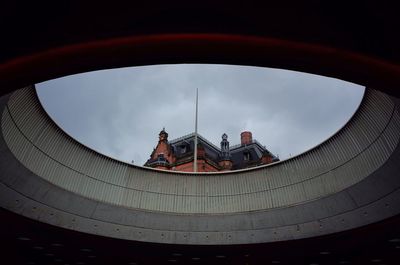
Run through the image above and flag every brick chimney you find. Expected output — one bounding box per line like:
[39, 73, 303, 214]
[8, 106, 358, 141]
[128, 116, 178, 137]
[241, 131, 252, 145]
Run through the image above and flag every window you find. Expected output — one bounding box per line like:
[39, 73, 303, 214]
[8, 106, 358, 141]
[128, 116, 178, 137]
[244, 151, 250, 161]
[180, 145, 187, 154]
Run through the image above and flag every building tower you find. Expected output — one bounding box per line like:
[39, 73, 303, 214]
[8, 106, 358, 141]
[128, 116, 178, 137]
[146, 128, 175, 170]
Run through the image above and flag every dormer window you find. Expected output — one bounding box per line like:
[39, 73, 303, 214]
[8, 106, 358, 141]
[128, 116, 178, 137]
[180, 145, 187, 154]
[243, 151, 250, 161]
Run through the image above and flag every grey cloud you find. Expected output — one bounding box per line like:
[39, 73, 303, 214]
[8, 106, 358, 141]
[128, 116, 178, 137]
[36, 64, 364, 165]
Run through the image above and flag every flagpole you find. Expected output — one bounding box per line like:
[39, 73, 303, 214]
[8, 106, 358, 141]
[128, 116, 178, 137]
[193, 88, 198, 172]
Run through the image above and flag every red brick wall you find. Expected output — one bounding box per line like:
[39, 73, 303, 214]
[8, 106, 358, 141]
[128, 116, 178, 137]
[261, 155, 273, 164]
[152, 141, 175, 164]
[174, 159, 219, 172]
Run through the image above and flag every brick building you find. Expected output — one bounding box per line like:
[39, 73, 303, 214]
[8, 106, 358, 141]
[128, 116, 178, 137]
[144, 129, 279, 172]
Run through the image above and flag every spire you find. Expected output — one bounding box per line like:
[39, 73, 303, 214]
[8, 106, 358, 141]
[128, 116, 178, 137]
[159, 128, 168, 142]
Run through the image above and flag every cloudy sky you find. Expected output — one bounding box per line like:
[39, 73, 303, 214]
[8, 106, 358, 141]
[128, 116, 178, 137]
[36, 64, 365, 166]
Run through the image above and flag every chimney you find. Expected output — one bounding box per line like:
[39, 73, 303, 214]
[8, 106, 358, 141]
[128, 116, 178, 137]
[241, 131, 252, 145]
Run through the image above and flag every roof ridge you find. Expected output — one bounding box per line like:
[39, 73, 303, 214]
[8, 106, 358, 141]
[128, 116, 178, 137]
[169, 132, 221, 151]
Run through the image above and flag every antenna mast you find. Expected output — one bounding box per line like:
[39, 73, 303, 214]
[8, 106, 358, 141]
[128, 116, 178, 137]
[193, 88, 198, 172]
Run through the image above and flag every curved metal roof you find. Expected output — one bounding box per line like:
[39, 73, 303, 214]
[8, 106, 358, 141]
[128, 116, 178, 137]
[1, 85, 399, 246]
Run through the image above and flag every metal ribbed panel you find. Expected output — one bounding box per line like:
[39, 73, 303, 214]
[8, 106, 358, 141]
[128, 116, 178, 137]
[2, 87, 399, 214]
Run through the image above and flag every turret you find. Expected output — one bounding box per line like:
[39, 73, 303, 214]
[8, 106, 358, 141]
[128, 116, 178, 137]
[219, 133, 232, 170]
[220, 133, 230, 159]
[144, 128, 176, 169]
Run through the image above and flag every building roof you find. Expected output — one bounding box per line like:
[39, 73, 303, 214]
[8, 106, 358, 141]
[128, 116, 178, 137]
[145, 131, 279, 170]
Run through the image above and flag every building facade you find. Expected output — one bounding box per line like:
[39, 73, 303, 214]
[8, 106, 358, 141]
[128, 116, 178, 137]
[144, 129, 279, 172]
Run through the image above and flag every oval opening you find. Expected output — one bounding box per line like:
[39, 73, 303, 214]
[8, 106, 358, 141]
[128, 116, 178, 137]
[36, 64, 365, 172]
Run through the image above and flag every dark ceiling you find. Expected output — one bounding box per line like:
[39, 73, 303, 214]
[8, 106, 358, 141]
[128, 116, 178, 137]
[2, 208, 400, 265]
[1, 2, 399, 62]
[1, 1, 400, 96]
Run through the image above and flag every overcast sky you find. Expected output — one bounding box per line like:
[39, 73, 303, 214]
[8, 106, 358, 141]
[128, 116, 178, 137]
[36, 64, 365, 166]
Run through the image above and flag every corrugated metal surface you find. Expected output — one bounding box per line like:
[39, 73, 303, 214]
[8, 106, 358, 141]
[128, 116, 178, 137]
[2, 87, 399, 214]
